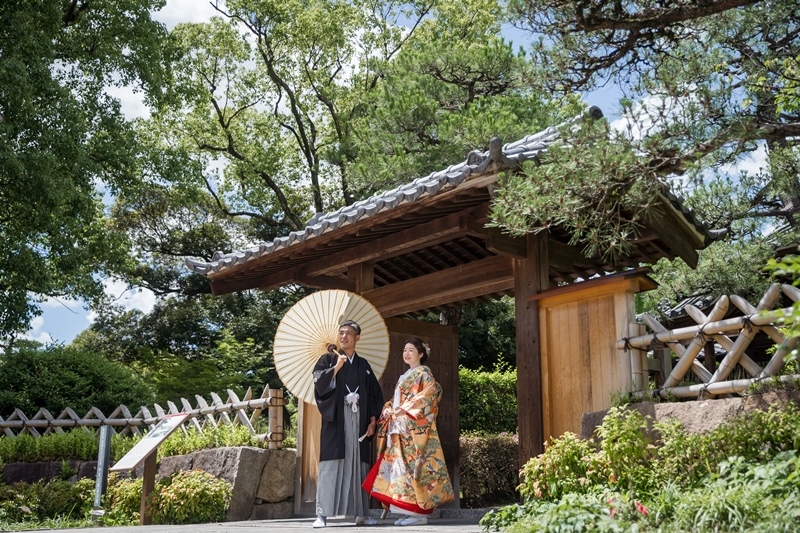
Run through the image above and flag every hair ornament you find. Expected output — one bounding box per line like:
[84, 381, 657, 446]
[422, 342, 431, 356]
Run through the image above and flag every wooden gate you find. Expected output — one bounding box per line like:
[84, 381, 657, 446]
[533, 272, 655, 442]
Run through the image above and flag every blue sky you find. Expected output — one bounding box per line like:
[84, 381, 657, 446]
[26, 1, 631, 345]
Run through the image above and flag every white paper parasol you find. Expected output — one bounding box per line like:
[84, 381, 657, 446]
[273, 290, 390, 404]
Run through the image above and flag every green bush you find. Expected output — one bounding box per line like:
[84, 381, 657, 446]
[0, 345, 155, 416]
[158, 424, 259, 458]
[148, 469, 232, 525]
[664, 452, 800, 532]
[103, 474, 142, 526]
[0, 430, 99, 463]
[490, 402, 800, 532]
[653, 403, 800, 488]
[458, 365, 517, 433]
[505, 493, 624, 533]
[459, 433, 519, 507]
[0, 423, 275, 465]
[518, 431, 600, 502]
[0, 478, 93, 523]
[596, 407, 656, 495]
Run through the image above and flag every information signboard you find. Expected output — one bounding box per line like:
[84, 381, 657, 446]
[110, 413, 190, 472]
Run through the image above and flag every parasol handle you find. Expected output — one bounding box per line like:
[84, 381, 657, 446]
[327, 343, 346, 357]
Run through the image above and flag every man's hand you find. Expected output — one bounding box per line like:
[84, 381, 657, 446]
[333, 353, 347, 375]
[364, 417, 377, 437]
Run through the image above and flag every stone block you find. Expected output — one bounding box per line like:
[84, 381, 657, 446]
[77, 461, 98, 480]
[224, 447, 269, 522]
[152, 446, 270, 521]
[249, 499, 294, 520]
[255, 449, 296, 503]
[3, 461, 61, 484]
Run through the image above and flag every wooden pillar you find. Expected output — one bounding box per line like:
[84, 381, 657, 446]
[348, 261, 374, 293]
[139, 450, 157, 525]
[703, 341, 716, 375]
[515, 232, 548, 465]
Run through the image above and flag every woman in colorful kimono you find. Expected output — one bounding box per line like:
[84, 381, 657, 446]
[363, 337, 454, 526]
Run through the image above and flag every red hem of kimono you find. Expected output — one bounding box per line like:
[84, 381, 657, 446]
[362, 453, 434, 515]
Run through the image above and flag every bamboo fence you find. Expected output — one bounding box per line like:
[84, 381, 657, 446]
[618, 283, 800, 400]
[0, 386, 286, 449]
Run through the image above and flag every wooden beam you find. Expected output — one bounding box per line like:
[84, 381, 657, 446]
[527, 268, 658, 302]
[294, 273, 356, 292]
[547, 238, 589, 272]
[363, 255, 514, 316]
[305, 204, 490, 277]
[486, 232, 527, 260]
[210, 269, 295, 296]
[516, 232, 548, 464]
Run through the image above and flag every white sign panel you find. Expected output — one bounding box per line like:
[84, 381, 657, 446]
[110, 413, 190, 472]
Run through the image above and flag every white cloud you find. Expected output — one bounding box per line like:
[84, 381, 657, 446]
[107, 85, 150, 121]
[22, 316, 53, 344]
[154, 0, 219, 28]
[720, 142, 768, 177]
[609, 94, 668, 141]
[101, 279, 157, 316]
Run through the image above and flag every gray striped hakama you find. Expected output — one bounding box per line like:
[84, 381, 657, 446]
[316, 401, 369, 518]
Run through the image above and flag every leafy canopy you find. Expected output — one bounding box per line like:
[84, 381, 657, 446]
[0, 0, 174, 344]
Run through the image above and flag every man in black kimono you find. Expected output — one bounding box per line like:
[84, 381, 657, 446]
[312, 319, 384, 528]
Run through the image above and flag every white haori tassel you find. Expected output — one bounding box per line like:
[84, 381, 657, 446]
[345, 385, 360, 413]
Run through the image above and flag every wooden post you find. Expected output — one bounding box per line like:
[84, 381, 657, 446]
[139, 450, 157, 525]
[268, 388, 284, 450]
[515, 232, 548, 465]
[703, 341, 716, 375]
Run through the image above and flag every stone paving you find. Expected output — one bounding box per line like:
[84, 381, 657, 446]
[41, 515, 486, 533]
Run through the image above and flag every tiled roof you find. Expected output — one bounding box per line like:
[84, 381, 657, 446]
[185, 106, 716, 276]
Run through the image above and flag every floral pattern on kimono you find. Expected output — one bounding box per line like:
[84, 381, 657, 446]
[363, 365, 454, 513]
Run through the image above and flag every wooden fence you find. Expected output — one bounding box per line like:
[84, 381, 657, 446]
[618, 283, 800, 399]
[0, 386, 286, 449]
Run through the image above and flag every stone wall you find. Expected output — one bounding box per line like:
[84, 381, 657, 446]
[581, 389, 800, 439]
[151, 446, 296, 521]
[2, 446, 297, 521]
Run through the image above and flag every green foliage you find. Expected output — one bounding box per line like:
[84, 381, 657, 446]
[595, 407, 656, 495]
[0, 0, 173, 340]
[653, 403, 800, 489]
[458, 365, 517, 433]
[75, 289, 304, 405]
[480, 500, 537, 532]
[148, 469, 232, 525]
[0, 478, 94, 523]
[491, 117, 665, 264]
[456, 298, 517, 370]
[641, 239, 775, 319]
[765, 253, 800, 356]
[505, 493, 623, 533]
[0, 423, 274, 465]
[518, 432, 599, 502]
[0, 430, 99, 463]
[497, 402, 800, 532]
[0, 345, 155, 416]
[493, 0, 800, 313]
[103, 474, 142, 526]
[157, 425, 260, 458]
[459, 433, 519, 507]
[666, 452, 800, 532]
